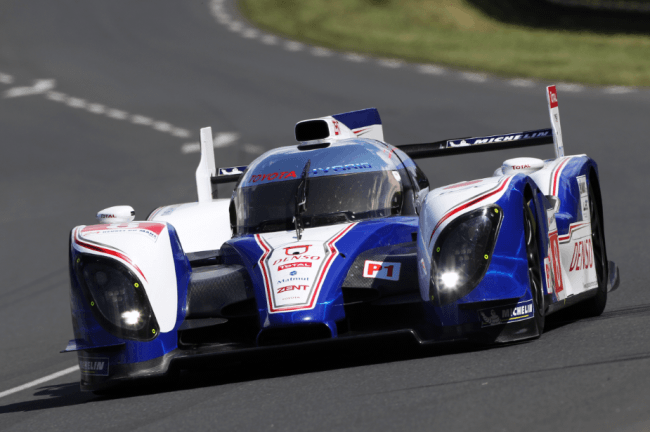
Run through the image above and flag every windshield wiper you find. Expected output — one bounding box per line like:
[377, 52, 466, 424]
[294, 159, 311, 241]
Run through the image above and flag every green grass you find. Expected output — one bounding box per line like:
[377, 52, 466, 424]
[239, 0, 650, 87]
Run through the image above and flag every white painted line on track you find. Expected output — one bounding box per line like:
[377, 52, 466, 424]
[462, 72, 488, 83]
[182, 131, 240, 154]
[208, 0, 639, 94]
[311, 47, 333, 57]
[0, 72, 14, 84]
[556, 82, 584, 92]
[4, 79, 56, 98]
[417, 64, 445, 75]
[0, 365, 78, 400]
[87, 103, 107, 114]
[509, 78, 536, 87]
[604, 86, 634, 94]
[3, 75, 195, 141]
[344, 53, 367, 63]
[261, 35, 278, 45]
[243, 143, 265, 154]
[377, 59, 403, 69]
[284, 41, 304, 51]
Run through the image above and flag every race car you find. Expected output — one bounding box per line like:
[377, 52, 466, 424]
[64, 86, 620, 392]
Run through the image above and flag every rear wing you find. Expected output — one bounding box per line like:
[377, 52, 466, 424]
[195, 86, 565, 200]
[398, 85, 565, 159]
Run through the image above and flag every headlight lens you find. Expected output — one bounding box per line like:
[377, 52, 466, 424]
[431, 205, 503, 306]
[74, 254, 159, 341]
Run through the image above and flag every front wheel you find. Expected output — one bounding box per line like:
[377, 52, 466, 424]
[524, 200, 545, 336]
[577, 178, 608, 317]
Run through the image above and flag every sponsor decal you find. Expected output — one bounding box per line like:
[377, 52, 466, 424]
[255, 223, 356, 313]
[363, 260, 401, 281]
[277, 285, 308, 293]
[577, 175, 590, 222]
[548, 86, 558, 109]
[81, 222, 165, 243]
[548, 230, 564, 294]
[479, 299, 534, 327]
[569, 238, 594, 272]
[284, 245, 310, 256]
[420, 258, 426, 273]
[276, 277, 310, 285]
[290, 271, 297, 276]
[273, 255, 321, 266]
[544, 257, 554, 295]
[332, 119, 340, 136]
[219, 166, 246, 176]
[511, 164, 531, 170]
[249, 171, 297, 183]
[277, 262, 313, 271]
[311, 162, 372, 175]
[79, 357, 109, 376]
[446, 130, 550, 148]
[98, 213, 116, 219]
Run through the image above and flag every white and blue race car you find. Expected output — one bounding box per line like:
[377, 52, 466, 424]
[64, 86, 620, 392]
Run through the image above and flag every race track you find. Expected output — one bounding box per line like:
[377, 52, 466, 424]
[1, 1, 650, 430]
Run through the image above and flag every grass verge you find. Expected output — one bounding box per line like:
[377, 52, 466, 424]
[239, 0, 650, 87]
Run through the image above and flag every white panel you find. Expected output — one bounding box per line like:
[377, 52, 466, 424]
[150, 199, 231, 253]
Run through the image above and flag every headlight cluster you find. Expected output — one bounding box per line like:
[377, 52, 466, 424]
[74, 254, 159, 341]
[431, 205, 503, 306]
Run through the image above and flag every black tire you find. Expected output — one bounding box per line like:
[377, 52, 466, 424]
[524, 199, 545, 335]
[577, 178, 608, 316]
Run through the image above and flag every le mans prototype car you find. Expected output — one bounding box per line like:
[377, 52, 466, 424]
[65, 86, 620, 392]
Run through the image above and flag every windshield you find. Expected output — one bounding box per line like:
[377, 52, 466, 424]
[232, 170, 403, 235]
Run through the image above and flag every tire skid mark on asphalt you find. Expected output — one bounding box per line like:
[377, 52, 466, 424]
[3, 77, 192, 139]
[208, 0, 645, 95]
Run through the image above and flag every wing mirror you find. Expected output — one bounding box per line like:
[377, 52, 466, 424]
[96, 206, 135, 224]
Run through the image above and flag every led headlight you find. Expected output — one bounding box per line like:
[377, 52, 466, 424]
[74, 254, 159, 341]
[431, 205, 503, 306]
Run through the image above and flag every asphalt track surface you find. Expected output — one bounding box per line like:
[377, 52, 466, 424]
[1, 1, 649, 431]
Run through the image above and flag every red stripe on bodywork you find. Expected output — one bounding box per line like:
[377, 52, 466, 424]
[429, 178, 510, 245]
[552, 158, 570, 196]
[73, 228, 148, 282]
[255, 234, 274, 311]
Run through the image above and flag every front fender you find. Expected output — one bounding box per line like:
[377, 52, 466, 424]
[417, 175, 545, 326]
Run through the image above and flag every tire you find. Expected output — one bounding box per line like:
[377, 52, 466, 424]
[577, 178, 608, 316]
[524, 199, 545, 335]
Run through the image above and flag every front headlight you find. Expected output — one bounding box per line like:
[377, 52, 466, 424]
[74, 254, 159, 341]
[431, 205, 503, 306]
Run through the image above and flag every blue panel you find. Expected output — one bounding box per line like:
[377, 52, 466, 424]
[226, 217, 418, 333]
[332, 108, 382, 130]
